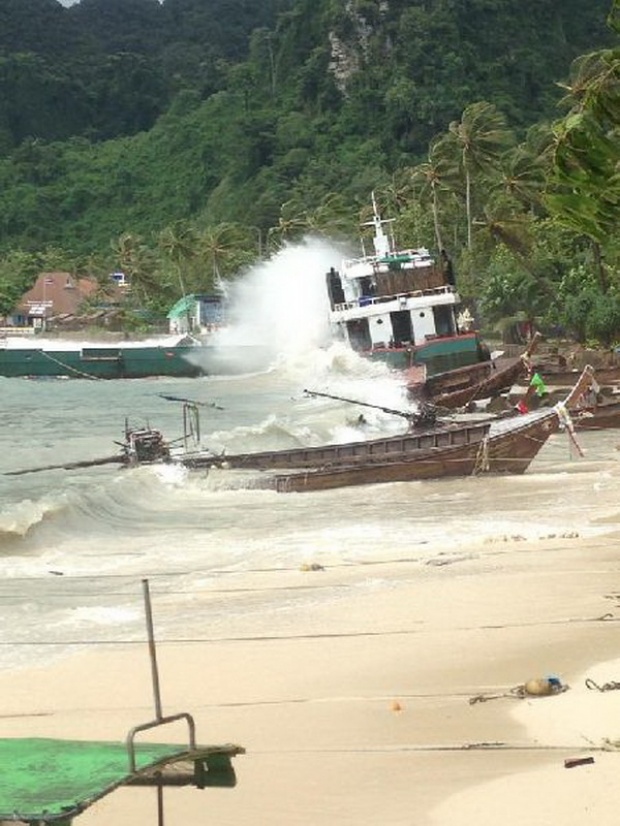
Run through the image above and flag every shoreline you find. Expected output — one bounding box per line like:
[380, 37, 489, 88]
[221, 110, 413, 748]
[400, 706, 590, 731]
[1, 532, 620, 824]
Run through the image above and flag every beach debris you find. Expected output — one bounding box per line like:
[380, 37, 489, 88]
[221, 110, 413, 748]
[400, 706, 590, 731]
[564, 756, 595, 769]
[469, 675, 568, 704]
[300, 562, 325, 572]
[585, 677, 620, 692]
[522, 675, 567, 697]
[390, 700, 403, 712]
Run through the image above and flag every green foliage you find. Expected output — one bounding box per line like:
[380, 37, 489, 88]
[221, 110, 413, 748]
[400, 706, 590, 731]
[0, 0, 617, 330]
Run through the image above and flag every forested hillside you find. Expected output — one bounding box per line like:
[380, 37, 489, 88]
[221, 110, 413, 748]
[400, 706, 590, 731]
[0, 0, 619, 343]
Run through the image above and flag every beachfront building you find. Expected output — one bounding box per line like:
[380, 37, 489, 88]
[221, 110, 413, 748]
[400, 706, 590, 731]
[167, 294, 225, 335]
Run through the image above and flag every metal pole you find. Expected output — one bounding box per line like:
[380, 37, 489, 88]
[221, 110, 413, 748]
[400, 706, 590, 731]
[142, 578, 163, 720]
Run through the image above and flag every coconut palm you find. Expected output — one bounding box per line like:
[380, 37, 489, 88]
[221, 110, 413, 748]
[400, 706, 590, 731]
[157, 222, 199, 298]
[409, 136, 460, 252]
[545, 39, 620, 287]
[267, 202, 309, 250]
[197, 223, 248, 287]
[110, 232, 162, 301]
[445, 101, 515, 249]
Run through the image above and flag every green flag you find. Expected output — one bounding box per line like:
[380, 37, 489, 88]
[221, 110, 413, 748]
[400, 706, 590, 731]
[530, 372, 548, 397]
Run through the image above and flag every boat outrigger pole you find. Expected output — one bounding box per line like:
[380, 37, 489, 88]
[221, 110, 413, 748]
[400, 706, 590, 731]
[4, 455, 126, 476]
[303, 389, 438, 429]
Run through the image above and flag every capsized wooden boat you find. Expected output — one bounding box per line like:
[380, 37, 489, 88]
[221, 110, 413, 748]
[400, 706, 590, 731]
[415, 333, 541, 411]
[262, 366, 594, 493]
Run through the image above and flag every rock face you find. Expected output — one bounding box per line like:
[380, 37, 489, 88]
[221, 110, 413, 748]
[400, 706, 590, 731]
[328, 0, 388, 94]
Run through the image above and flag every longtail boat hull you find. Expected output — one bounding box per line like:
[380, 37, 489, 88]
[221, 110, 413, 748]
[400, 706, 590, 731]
[272, 442, 483, 493]
[265, 367, 594, 493]
[573, 401, 620, 430]
[416, 333, 541, 410]
[183, 421, 491, 472]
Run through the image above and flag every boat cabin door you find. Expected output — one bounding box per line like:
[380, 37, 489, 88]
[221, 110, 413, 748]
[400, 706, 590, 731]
[389, 310, 413, 346]
[346, 319, 372, 351]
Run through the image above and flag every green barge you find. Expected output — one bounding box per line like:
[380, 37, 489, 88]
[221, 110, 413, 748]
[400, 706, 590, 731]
[0, 344, 207, 379]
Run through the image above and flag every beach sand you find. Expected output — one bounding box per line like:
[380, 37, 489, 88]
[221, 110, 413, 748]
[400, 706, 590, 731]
[1, 531, 620, 825]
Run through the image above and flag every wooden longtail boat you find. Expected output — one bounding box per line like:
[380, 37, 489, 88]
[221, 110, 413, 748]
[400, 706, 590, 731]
[181, 419, 492, 472]
[416, 333, 541, 411]
[533, 365, 620, 387]
[262, 366, 594, 493]
[573, 400, 620, 431]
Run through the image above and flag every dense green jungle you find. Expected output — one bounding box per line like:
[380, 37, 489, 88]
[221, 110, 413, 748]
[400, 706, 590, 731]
[0, 0, 619, 344]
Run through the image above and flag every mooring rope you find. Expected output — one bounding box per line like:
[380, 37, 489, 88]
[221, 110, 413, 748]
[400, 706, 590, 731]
[39, 348, 105, 380]
[585, 678, 620, 692]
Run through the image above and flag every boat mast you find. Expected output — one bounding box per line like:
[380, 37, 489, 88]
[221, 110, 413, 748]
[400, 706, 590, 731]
[361, 191, 395, 259]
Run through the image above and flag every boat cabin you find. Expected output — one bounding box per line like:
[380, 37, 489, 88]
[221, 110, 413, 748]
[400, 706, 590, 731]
[325, 195, 482, 375]
[327, 217, 458, 346]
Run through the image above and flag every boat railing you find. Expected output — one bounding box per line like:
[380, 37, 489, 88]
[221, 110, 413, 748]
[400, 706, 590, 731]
[333, 284, 455, 313]
[343, 248, 432, 270]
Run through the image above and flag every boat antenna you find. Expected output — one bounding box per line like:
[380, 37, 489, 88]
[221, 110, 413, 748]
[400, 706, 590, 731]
[360, 191, 395, 258]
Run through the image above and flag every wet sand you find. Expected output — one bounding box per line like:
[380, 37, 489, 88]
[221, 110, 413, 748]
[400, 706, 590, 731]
[1, 529, 620, 824]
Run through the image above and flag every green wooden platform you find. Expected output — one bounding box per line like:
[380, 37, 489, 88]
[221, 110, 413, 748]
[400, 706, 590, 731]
[0, 737, 244, 824]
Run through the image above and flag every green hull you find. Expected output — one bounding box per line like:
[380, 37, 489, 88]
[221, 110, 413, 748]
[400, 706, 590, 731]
[364, 333, 484, 376]
[0, 346, 206, 379]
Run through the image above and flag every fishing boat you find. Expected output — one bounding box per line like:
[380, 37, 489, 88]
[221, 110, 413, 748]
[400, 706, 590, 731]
[326, 194, 491, 379]
[260, 366, 594, 492]
[573, 399, 620, 430]
[418, 333, 541, 410]
[5, 369, 594, 490]
[159, 368, 593, 493]
[183, 419, 492, 472]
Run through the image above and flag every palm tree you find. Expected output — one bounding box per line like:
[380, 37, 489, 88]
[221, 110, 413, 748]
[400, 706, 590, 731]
[267, 202, 309, 250]
[157, 222, 199, 298]
[409, 136, 460, 252]
[110, 233, 162, 302]
[445, 101, 514, 249]
[304, 193, 356, 239]
[198, 223, 247, 287]
[545, 40, 620, 288]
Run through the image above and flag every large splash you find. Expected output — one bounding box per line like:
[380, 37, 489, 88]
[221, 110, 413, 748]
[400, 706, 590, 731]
[192, 237, 346, 375]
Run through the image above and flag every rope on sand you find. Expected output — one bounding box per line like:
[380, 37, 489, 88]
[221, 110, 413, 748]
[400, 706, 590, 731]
[468, 686, 527, 704]
[469, 677, 569, 705]
[586, 678, 620, 692]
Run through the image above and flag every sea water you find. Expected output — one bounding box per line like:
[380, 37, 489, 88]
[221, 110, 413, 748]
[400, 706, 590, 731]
[1, 239, 619, 674]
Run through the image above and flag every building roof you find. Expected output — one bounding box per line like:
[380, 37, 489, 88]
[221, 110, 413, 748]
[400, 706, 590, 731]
[17, 272, 99, 317]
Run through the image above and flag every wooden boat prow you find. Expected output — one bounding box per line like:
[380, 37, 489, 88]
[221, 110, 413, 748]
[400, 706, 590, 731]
[416, 332, 542, 411]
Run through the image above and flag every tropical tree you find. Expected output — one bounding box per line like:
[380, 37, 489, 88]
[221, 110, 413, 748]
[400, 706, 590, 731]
[409, 137, 460, 253]
[197, 223, 249, 286]
[111, 232, 170, 307]
[157, 222, 199, 298]
[443, 102, 515, 250]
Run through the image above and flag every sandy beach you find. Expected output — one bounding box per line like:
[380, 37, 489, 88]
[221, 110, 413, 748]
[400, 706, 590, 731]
[1, 527, 620, 825]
